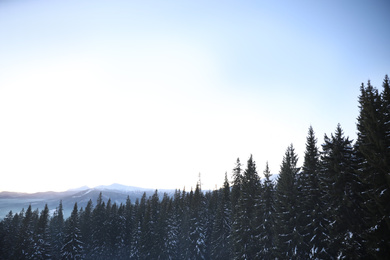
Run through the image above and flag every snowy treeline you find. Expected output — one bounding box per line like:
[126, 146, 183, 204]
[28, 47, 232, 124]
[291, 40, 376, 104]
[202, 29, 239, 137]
[0, 75, 389, 259]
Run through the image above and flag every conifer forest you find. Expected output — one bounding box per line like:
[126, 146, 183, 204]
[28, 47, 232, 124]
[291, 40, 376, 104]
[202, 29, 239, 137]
[1, 75, 390, 259]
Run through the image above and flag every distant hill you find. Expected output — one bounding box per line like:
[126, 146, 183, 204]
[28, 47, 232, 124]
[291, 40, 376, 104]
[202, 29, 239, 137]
[0, 184, 175, 219]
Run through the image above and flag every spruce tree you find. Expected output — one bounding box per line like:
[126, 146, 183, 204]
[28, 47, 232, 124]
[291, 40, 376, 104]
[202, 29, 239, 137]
[33, 204, 52, 259]
[158, 193, 176, 259]
[204, 189, 217, 260]
[299, 126, 328, 258]
[50, 200, 65, 259]
[14, 205, 36, 259]
[123, 196, 134, 258]
[189, 183, 207, 260]
[129, 198, 141, 259]
[0, 211, 18, 259]
[230, 158, 242, 218]
[91, 192, 107, 259]
[166, 190, 182, 259]
[256, 162, 276, 259]
[61, 203, 83, 260]
[230, 158, 243, 259]
[232, 155, 262, 259]
[356, 76, 390, 257]
[79, 199, 93, 259]
[211, 173, 232, 259]
[179, 189, 192, 259]
[320, 124, 363, 258]
[274, 145, 301, 259]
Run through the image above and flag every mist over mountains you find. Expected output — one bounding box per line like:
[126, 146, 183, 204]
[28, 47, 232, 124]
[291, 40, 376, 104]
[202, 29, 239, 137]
[0, 184, 175, 219]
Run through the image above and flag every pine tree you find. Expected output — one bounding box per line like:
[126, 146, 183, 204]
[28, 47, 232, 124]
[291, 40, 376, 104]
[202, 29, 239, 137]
[179, 189, 192, 259]
[33, 204, 52, 259]
[320, 124, 363, 258]
[356, 76, 390, 257]
[139, 196, 153, 259]
[231, 158, 242, 218]
[79, 199, 93, 259]
[232, 155, 262, 259]
[61, 203, 83, 260]
[274, 145, 301, 259]
[111, 203, 128, 259]
[0, 211, 18, 259]
[123, 196, 134, 258]
[230, 158, 243, 259]
[139, 190, 160, 259]
[189, 183, 207, 260]
[204, 189, 217, 260]
[256, 162, 276, 259]
[299, 126, 328, 258]
[50, 200, 65, 259]
[106, 202, 126, 259]
[14, 205, 36, 259]
[211, 173, 232, 259]
[165, 190, 182, 259]
[129, 198, 141, 259]
[91, 192, 107, 259]
[157, 193, 173, 259]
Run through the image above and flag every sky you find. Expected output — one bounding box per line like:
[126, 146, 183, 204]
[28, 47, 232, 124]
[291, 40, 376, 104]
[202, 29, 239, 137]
[1, 0, 389, 193]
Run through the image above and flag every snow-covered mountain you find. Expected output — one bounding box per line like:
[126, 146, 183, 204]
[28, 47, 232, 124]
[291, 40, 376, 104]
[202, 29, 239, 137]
[94, 183, 151, 192]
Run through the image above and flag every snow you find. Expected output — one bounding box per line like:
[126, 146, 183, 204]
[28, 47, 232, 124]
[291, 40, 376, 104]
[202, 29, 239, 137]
[72, 189, 93, 198]
[94, 183, 151, 192]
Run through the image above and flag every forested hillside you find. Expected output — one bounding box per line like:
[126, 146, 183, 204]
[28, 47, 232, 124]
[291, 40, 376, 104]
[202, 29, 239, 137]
[1, 75, 389, 259]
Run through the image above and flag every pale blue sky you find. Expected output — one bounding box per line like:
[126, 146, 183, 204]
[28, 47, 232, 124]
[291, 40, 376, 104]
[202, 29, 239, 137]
[1, 0, 389, 192]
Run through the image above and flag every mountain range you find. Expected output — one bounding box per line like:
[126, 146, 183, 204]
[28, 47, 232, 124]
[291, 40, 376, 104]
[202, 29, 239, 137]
[0, 184, 175, 219]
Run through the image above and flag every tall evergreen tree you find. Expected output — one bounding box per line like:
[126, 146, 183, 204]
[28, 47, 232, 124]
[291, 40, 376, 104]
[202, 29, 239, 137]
[50, 200, 65, 259]
[157, 193, 175, 259]
[274, 145, 301, 259]
[0, 211, 18, 259]
[256, 162, 275, 259]
[123, 196, 134, 258]
[166, 190, 182, 259]
[230, 158, 242, 217]
[230, 158, 243, 259]
[320, 124, 363, 258]
[79, 199, 93, 259]
[189, 183, 207, 260]
[61, 203, 83, 260]
[232, 155, 262, 259]
[33, 204, 52, 259]
[299, 126, 328, 258]
[356, 76, 390, 257]
[14, 205, 36, 259]
[91, 192, 107, 259]
[130, 198, 142, 259]
[211, 173, 232, 259]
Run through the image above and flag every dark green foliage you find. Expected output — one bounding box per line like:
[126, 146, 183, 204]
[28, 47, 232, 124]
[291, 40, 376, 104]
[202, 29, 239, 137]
[211, 173, 232, 259]
[299, 126, 328, 258]
[356, 76, 390, 258]
[320, 124, 364, 258]
[14, 205, 36, 259]
[274, 145, 302, 259]
[256, 162, 275, 259]
[33, 204, 52, 259]
[50, 200, 65, 259]
[231, 155, 262, 259]
[0, 211, 19, 259]
[79, 199, 93, 258]
[188, 184, 207, 260]
[61, 203, 83, 259]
